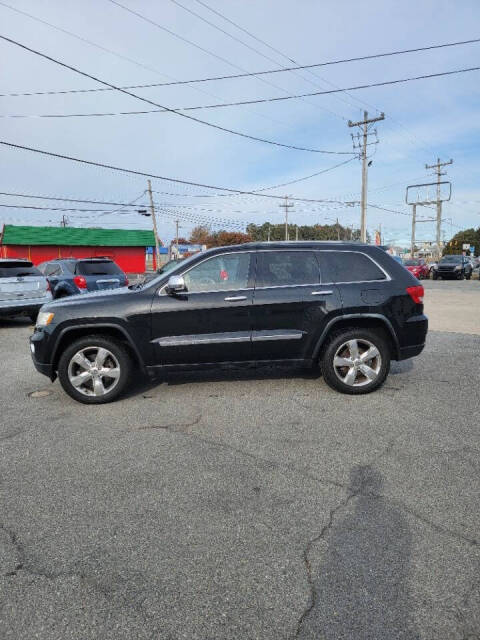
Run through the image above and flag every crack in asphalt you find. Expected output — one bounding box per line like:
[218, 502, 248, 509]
[0, 523, 158, 636]
[293, 489, 360, 639]
[137, 414, 202, 431]
[0, 429, 24, 443]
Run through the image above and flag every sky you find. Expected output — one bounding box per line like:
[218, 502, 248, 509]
[1, 0, 479, 246]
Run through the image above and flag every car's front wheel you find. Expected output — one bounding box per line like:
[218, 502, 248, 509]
[58, 335, 132, 404]
[321, 328, 390, 395]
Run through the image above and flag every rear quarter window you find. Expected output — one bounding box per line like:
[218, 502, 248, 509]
[75, 261, 123, 276]
[319, 251, 387, 283]
[0, 262, 42, 278]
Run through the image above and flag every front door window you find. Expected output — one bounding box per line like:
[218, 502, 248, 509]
[183, 253, 251, 293]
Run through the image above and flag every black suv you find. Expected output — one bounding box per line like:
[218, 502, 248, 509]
[432, 255, 473, 280]
[30, 242, 428, 403]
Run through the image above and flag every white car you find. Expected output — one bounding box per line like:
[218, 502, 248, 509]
[0, 259, 52, 322]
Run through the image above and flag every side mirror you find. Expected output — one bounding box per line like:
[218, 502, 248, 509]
[166, 275, 186, 294]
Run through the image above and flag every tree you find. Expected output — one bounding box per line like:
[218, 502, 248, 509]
[443, 227, 480, 256]
[246, 221, 360, 242]
[207, 231, 252, 247]
[188, 225, 211, 245]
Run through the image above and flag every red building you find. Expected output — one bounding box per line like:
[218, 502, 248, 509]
[0, 224, 156, 273]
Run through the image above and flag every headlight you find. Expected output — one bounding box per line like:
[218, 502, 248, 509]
[454, 265, 461, 270]
[36, 311, 55, 326]
[433, 265, 438, 270]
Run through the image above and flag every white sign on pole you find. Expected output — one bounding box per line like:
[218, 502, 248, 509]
[462, 243, 470, 250]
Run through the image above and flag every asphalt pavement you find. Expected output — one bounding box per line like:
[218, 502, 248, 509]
[1, 281, 479, 639]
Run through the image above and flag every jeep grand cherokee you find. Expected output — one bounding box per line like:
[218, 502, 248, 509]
[30, 242, 428, 404]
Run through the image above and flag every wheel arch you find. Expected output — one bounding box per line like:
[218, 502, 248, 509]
[52, 324, 145, 373]
[313, 314, 400, 360]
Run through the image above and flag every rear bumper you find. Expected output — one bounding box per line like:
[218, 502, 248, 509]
[397, 314, 428, 360]
[0, 294, 52, 316]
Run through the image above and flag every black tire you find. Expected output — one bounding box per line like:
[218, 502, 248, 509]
[433, 272, 438, 280]
[57, 335, 132, 404]
[321, 328, 390, 395]
[466, 271, 472, 280]
[457, 272, 465, 280]
[29, 312, 38, 323]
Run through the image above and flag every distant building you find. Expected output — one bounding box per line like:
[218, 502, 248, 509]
[0, 224, 157, 272]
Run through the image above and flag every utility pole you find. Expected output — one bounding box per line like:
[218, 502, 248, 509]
[279, 195, 294, 241]
[175, 219, 180, 256]
[425, 158, 453, 256]
[147, 179, 161, 270]
[410, 204, 417, 258]
[336, 217, 340, 241]
[267, 224, 271, 242]
[60, 214, 68, 227]
[295, 225, 299, 241]
[348, 111, 385, 243]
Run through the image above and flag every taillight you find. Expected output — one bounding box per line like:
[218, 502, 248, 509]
[73, 275, 87, 289]
[46, 280, 51, 292]
[125, 276, 129, 286]
[407, 285, 424, 304]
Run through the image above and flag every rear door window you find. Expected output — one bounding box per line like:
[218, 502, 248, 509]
[75, 261, 122, 276]
[0, 262, 42, 278]
[319, 251, 386, 283]
[255, 251, 320, 288]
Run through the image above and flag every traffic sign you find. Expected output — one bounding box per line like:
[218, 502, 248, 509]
[463, 243, 470, 250]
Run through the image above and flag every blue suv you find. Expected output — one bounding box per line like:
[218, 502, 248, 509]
[37, 258, 128, 299]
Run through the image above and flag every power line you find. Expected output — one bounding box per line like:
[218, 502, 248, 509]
[0, 0, 295, 131]
[4, 64, 479, 119]
[2, 36, 478, 98]
[105, 0, 344, 122]
[0, 139, 356, 204]
[166, 0, 347, 121]
[0, 33, 352, 155]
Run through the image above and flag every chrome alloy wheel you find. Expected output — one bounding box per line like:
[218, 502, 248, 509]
[333, 338, 382, 387]
[67, 346, 121, 397]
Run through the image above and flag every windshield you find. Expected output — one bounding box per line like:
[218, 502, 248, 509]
[76, 260, 123, 276]
[404, 260, 420, 266]
[157, 260, 181, 275]
[440, 255, 462, 263]
[143, 252, 204, 288]
[0, 262, 42, 278]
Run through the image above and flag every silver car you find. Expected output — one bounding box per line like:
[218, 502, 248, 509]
[0, 259, 52, 322]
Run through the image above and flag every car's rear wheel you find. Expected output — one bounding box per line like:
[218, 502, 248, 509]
[466, 271, 472, 280]
[321, 328, 390, 395]
[433, 272, 439, 280]
[58, 335, 132, 404]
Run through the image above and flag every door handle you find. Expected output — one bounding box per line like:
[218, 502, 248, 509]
[311, 290, 333, 296]
[224, 295, 247, 301]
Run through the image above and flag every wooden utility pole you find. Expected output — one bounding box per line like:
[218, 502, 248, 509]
[147, 179, 161, 270]
[279, 195, 294, 241]
[348, 111, 385, 243]
[425, 158, 453, 256]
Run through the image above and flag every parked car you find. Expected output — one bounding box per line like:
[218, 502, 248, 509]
[0, 258, 52, 321]
[391, 256, 404, 265]
[432, 255, 473, 280]
[37, 258, 128, 298]
[30, 242, 428, 404]
[403, 259, 430, 280]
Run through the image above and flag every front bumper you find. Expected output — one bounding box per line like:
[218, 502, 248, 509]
[30, 327, 56, 380]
